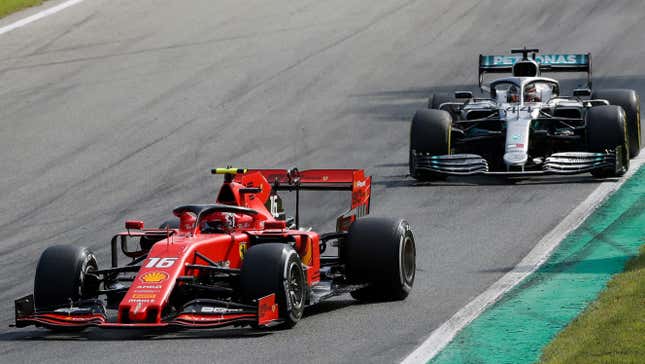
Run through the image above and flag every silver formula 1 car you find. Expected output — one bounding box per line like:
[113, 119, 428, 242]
[409, 48, 641, 180]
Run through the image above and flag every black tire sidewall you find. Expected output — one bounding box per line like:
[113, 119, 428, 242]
[240, 243, 306, 327]
[409, 109, 452, 180]
[592, 89, 641, 158]
[344, 217, 415, 300]
[586, 105, 629, 177]
[34, 245, 98, 310]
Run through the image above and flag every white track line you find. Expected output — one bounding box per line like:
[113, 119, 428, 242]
[402, 154, 645, 364]
[0, 0, 86, 35]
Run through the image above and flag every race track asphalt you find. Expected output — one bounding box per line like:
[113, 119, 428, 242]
[0, 0, 643, 362]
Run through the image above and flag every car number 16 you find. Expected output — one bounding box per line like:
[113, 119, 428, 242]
[145, 257, 178, 268]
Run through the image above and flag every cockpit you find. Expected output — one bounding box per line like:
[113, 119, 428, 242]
[491, 79, 559, 104]
[492, 81, 521, 104]
[523, 80, 558, 103]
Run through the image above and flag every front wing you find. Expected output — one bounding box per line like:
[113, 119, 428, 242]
[411, 151, 621, 177]
[14, 294, 279, 330]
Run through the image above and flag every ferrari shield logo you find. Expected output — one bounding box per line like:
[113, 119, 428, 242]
[239, 242, 247, 259]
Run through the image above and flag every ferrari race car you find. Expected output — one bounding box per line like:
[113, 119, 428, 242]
[409, 48, 641, 180]
[14, 168, 416, 330]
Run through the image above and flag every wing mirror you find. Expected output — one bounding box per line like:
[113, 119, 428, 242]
[454, 91, 473, 99]
[125, 220, 145, 230]
[573, 88, 591, 97]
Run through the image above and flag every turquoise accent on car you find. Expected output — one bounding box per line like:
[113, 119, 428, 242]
[481, 54, 589, 67]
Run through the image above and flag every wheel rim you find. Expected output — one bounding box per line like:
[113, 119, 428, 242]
[79, 254, 99, 298]
[401, 235, 415, 283]
[287, 261, 305, 310]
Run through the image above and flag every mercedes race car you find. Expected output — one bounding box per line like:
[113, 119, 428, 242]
[409, 48, 641, 180]
[14, 168, 415, 331]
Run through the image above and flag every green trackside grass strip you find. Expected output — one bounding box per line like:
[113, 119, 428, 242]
[430, 165, 645, 364]
[0, 0, 44, 19]
[539, 245, 645, 364]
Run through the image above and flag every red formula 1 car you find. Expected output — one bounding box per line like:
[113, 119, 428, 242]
[14, 168, 415, 330]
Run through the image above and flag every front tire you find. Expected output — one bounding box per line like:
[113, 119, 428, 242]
[240, 243, 306, 328]
[586, 105, 630, 178]
[591, 89, 641, 158]
[34, 245, 99, 311]
[409, 109, 452, 180]
[344, 217, 415, 301]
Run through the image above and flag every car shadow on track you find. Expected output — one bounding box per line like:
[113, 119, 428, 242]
[371, 173, 612, 188]
[0, 326, 271, 342]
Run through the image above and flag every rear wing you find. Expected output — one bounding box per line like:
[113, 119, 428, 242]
[215, 168, 371, 231]
[479, 52, 591, 88]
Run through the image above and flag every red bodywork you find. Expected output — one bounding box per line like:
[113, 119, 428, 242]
[15, 169, 371, 330]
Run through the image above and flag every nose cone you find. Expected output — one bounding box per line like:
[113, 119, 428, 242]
[128, 303, 150, 322]
[504, 151, 528, 166]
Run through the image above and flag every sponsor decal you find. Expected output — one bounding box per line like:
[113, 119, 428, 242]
[486, 54, 586, 66]
[507, 143, 524, 149]
[135, 284, 162, 290]
[322, 175, 329, 181]
[511, 135, 521, 141]
[200, 306, 243, 314]
[239, 242, 248, 259]
[355, 180, 367, 188]
[132, 293, 156, 299]
[128, 298, 153, 303]
[60, 316, 99, 321]
[140, 271, 169, 283]
[505, 152, 526, 162]
[177, 315, 231, 322]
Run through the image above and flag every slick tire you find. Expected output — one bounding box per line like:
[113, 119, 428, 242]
[428, 92, 459, 120]
[591, 89, 641, 158]
[586, 105, 630, 178]
[240, 243, 306, 329]
[409, 109, 452, 180]
[34, 245, 99, 311]
[343, 217, 415, 301]
[428, 92, 456, 109]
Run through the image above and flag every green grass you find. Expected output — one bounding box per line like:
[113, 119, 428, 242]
[0, 0, 45, 19]
[540, 245, 645, 364]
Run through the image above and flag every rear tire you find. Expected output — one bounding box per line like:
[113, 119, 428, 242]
[240, 243, 306, 328]
[409, 109, 452, 180]
[591, 89, 641, 158]
[34, 245, 99, 311]
[344, 217, 415, 301]
[586, 105, 630, 178]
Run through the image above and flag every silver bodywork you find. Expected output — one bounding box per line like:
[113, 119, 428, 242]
[411, 76, 621, 176]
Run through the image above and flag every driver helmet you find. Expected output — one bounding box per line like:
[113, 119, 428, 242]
[507, 85, 520, 103]
[202, 212, 236, 233]
[525, 83, 540, 102]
